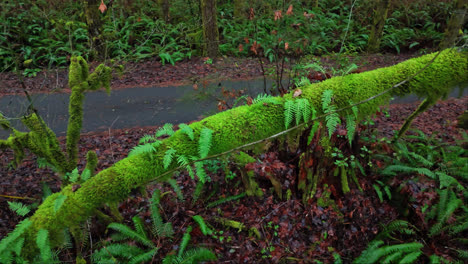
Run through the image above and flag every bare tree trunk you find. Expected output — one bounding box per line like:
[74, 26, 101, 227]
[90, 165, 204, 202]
[83, 0, 104, 60]
[158, 0, 170, 22]
[367, 0, 391, 53]
[440, 0, 467, 49]
[234, 0, 246, 19]
[200, 0, 219, 58]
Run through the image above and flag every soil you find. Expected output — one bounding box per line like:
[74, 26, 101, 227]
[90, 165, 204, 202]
[0, 54, 467, 263]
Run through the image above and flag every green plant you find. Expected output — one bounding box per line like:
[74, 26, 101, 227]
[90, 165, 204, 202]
[92, 190, 169, 263]
[93, 189, 216, 263]
[0, 221, 63, 264]
[354, 220, 423, 263]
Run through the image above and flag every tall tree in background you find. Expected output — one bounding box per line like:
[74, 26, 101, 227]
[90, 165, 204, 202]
[234, 0, 246, 19]
[200, 0, 219, 58]
[83, 0, 105, 59]
[158, 0, 171, 22]
[440, 0, 467, 49]
[367, 0, 391, 53]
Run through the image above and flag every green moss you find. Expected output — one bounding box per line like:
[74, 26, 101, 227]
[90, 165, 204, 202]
[66, 56, 112, 167]
[16, 49, 468, 257]
[85, 151, 98, 176]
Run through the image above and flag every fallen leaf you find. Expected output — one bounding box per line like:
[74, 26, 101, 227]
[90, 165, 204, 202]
[293, 89, 302, 97]
[99, 0, 107, 13]
[274, 10, 282, 21]
[286, 5, 293, 15]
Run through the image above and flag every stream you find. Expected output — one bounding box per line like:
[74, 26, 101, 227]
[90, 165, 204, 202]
[0, 79, 466, 140]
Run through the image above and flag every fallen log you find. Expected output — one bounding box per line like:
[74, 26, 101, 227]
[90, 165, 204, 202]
[6, 49, 468, 257]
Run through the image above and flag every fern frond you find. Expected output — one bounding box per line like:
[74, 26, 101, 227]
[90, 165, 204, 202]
[54, 194, 67, 213]
[206, 193, 246, 208]
[92, 243, 145, 262]
[407, 152, 433, 167]
[456, 249, 468, 259]
[149, 190, 174, 239]
[293, 99, 309, 125]
[139, 134, 157, 144]
[68, 168, 80, 183]
[8, 202, 31, 217]
[307, 121, 321, 145]
[155, 123, 175, 137]
[36, 229, 53, 263]
[449, 218, 468, 235]
[353, 240, 385, 263]
[436, 172, 464, 190]
[177, 155, 190, 167]
[163, 149, 177, 169]
[176, 248, 217, 263]
[373, 184, 384, 203]
[132, 216, 147, 238]
[0, 251, 13, 264]
[284, 100, 296, 129]
[192, 215, 212, 236]
[253, 94, 281, 105]
[321, 89, 334, 111]
[381, 251, 403, 264]
[198, 128, 213, 159]
[178, 226, 193, 257]
[129, 141, 161, 157]
[0, 219, 31, 255]
[382, 165, 436, 178]
[107, 223, 154, 248]
[192, 181, 204, 204]
[128, 248, 159, 264]
[346, 114, 356, 145]
[11, 237, 25, 257]
[167, 179, 184, 201]
[324, 105, 340, 138]
[399, 251, 422, 263]
[381, 220, 417, 238]
[350, 101, 358, 118]
[195, 162, 208, 183]
[179, 124, 194, 141]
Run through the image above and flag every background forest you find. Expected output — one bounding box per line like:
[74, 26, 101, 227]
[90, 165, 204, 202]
[0, 0, 467, 263]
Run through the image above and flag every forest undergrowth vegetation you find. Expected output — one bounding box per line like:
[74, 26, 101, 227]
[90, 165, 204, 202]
[1, 0, 456, 76]
[1, 0, 467, 262]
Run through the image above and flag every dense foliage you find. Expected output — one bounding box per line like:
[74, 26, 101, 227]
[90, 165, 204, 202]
[1, 0, 458, 74]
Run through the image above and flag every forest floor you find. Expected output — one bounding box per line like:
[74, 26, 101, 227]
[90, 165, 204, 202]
[0, 53, 467, 263]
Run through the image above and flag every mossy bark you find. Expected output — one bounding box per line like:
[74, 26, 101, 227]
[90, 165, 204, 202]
[367, 0, 391, 53]
[158, 0, 170, 22]
[439, 0, 467, 49]
[14, 49, 468, 257]
[200, 0, 219, 58]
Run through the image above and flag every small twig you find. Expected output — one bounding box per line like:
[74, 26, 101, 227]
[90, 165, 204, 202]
[0, 194, 37, 200]
[108, 116, 120, 163]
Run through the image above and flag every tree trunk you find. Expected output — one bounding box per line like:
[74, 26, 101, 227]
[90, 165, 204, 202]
[234, 0, 246, 19]
[200, 0, 219, 58]
[83, 0, 104, 60]
[367, 0, 391, 53]
[158, 0, 170, 22]
[16, 50, 468, 257]
[439, 0, 467, 49]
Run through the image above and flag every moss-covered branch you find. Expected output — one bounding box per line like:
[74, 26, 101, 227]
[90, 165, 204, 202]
[66, 56, 112, 167]
[0, 56, 111, 177]
[11, 49, 468, 256]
